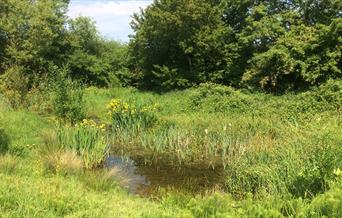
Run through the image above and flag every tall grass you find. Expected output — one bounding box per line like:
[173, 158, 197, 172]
[103, 83, 342, 200]
[0, 84, 342, 216]
[107, 99, 158, 132]
[57, 119, 109, 169]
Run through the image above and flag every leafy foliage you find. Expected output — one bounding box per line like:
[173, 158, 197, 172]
[129, 0, 341, 92]
[129, 0, 229, 90]
[52, 66, 85, 125]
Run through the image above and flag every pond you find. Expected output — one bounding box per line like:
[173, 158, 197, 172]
[105, 155, 227, 196]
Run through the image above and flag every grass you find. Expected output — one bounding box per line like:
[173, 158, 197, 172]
[0, 83, 341, 217]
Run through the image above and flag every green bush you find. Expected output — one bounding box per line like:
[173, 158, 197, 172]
[189, 83, 251, 113]
[312, 79, 342, 110]
[0, 66, 30, 109]
[0, 128, 10, 154]
[52, 66, 86, 125]
[151, 65, 191, 91]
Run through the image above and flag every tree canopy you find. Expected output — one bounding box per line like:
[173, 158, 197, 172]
[129, 0, 341, 92]
[0, 0, 341, 93]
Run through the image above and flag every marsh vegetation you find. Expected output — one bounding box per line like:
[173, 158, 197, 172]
[0, 0, 341, 217]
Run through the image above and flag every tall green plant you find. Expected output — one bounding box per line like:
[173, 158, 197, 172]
[57, 119, 108, 169]
[52, 66, 85, 125]
[107, 99, 158, 132]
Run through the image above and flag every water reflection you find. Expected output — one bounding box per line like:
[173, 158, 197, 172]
[105, 156, 226, 196]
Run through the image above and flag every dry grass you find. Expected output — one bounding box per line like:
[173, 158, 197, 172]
[41, 150, 83, 175]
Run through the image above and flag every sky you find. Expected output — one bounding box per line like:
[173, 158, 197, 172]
[68, 0, 152, 42]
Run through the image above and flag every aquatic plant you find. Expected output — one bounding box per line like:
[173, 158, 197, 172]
[107, 99, 158, 132]
[57, 119, 109, 169]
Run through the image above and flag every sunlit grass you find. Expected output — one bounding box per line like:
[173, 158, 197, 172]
[0, 85, 341, 217]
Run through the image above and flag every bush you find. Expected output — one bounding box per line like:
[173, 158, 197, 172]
[52, 66, 86, 125]
[189, 83, 251, 113]
[0, 66, 30, 109]
[151, 65, 191, 91]
[0, 128, 10, 154]
[312, 79, 342, 110]
[296, 79, 342, 112]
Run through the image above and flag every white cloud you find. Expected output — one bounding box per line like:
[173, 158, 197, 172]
[67, 0, 152, 41]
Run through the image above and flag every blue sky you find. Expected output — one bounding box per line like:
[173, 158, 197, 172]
[68, 0, 152, 42]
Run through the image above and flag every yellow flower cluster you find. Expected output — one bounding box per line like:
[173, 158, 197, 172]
[107, 99, 132, 114]
[77, 119, 106, 131]
[107, 99, 159, 115]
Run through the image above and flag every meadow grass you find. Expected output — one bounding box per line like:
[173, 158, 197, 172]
[0, 84, 341, 217]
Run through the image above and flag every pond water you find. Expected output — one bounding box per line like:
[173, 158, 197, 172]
[105, 155, 226, 196]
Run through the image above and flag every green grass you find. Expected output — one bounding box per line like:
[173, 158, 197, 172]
[0, 84, 341, 217]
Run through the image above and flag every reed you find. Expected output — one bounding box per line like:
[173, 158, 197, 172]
[57, 119, 109, 169]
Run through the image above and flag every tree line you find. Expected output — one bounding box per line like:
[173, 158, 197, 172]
[129, 0, 341, 92]
[0, 0, 128, 89]
[0, 0, 341, 94]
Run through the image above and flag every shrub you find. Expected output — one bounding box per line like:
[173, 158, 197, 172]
[57, 119, 108, 169]
[52, 66, 86, 125]
[151, 65, 191, 91]
[312, 79, 342, 111]
[107, 99, 158, 132]
[188, 83, 251, 113]
[0, 128, 10, 154]
[0, 66, 30, 109]
[26, 78, 54, 114]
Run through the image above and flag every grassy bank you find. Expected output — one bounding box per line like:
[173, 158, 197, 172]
[0, 83, 341, 217]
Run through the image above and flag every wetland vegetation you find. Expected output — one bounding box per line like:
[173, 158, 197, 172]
[0, 0, 341, 217]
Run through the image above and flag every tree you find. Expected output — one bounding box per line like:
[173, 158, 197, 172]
[129, 0, 229, 90]
[0, 0, 69, 79]
[66, 16, 130, 86]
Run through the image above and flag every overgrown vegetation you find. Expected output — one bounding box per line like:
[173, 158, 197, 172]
[1, 86, 341, 216]
[0, 0, 341, 217]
